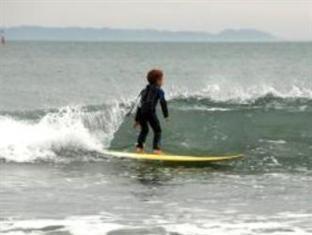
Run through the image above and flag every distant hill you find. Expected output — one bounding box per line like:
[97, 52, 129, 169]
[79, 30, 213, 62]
[4, 26, 276, 42]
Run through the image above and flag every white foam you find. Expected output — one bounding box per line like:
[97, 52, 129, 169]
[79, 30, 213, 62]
[0, 104, 125, 162]
[0, 216, 124, 235]
[259, 139, 287, 144]
[178, 105, 232, 112]
[166, 213, 312, 235]
[200, 79, 312, 102]
[168, 78, 312, 103]
[1, 212, 311, 235]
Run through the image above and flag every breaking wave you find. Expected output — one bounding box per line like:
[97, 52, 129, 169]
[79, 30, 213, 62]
[0, 89, 311, 168]
[0, 104, 126, 162]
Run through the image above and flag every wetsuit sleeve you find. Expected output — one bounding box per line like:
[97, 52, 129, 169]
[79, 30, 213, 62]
[135, 107, 141, 122]
[159, 89, 169, 118]
[134, 88, 145, 122]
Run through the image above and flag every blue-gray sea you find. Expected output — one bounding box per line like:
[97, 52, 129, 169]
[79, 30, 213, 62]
[1, 42, 312, 235]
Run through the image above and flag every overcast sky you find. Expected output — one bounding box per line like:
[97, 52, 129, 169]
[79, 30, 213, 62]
[1, 0, 312, 40]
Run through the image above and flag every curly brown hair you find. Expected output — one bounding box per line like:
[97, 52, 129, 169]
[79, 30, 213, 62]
[147, 69, 163, 84]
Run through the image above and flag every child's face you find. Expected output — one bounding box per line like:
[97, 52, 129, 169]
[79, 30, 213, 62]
[156, 77, 164, 87]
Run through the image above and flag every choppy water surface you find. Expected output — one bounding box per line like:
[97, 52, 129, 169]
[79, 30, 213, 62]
[1, 42, 312, 234]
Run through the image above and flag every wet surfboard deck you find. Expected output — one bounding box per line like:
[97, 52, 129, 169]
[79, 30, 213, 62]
[103, 150, 243, 162]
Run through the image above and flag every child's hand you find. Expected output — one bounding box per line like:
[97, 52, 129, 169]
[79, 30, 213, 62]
[133, 122, 140, 128]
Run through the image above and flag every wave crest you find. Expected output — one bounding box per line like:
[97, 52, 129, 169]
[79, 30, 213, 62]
[168, 81, 312, 104]
[0, 104, 126, 162]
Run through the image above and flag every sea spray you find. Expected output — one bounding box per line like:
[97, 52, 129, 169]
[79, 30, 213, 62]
[167, 79, 312, 104]
[0, 103, 127, 162]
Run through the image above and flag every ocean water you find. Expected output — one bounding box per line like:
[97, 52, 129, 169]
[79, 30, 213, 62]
[0, 42, 312, 235]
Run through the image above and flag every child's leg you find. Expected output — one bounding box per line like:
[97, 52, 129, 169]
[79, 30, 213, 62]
[148, 114, 162, 150]
[137, 119, 149, 149]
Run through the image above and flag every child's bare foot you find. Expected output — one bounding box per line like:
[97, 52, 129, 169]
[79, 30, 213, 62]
[136, 147, 144, 153]
[153, 149, 162, 155]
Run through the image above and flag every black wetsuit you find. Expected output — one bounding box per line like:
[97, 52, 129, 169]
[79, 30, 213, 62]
[135, 84, 169, 150]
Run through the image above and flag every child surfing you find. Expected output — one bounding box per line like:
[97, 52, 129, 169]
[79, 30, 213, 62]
[134, 69, 169, 154]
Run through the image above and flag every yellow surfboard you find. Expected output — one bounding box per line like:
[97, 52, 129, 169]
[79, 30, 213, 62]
[103, 150, 243, 162]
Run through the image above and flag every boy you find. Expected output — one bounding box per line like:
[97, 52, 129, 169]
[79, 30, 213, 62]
[134, 69, 169, 154]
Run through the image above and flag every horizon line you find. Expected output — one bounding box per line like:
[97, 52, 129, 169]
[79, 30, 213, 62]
[4, 25, 311, 42]
[2, 25, 274, 34]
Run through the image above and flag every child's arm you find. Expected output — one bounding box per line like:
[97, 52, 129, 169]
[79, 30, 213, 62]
[159, 89, 169, 118]
[133, 107, 141, 128]
[135, 107, 141, 122]
[133, 88, 145, 125]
